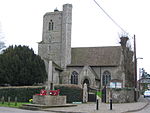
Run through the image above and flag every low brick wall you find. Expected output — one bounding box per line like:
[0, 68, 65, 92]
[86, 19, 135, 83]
[106, 88, 135, 103]
[33, 95, 66, 105]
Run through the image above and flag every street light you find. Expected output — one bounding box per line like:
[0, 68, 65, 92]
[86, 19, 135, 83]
[137, 57, 143, 60]
[133, 35, 143, 101]
[134, 34, 143, 101]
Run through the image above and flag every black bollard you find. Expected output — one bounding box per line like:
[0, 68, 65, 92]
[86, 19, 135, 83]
[96, 90, 99, 110]
[110, 99, 112, 110]
[96, 99, 99, 110]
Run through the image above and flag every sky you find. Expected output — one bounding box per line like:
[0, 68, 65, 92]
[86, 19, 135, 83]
[0, 0, 150, 76]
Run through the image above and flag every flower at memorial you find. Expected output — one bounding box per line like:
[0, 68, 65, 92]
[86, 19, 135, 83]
[29, 99, 33, 103]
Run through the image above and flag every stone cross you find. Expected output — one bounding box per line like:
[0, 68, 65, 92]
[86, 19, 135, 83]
[83, 83, 88, 103]
[46, 60, 53, 95]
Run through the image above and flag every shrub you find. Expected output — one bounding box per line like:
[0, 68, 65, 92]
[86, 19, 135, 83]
[0, 45, 47, 86]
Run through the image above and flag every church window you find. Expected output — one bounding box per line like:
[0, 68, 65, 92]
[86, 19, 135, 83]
[71, 71, 78, 84]
[102, 71, 111, 86]
[49, 20, 54, 31]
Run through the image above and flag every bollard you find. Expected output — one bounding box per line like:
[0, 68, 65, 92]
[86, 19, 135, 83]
[15, 97, 17, 106]
[96, 99, 99, 110]
[110, 99, 112, 110]
[96, 90, 99, 110]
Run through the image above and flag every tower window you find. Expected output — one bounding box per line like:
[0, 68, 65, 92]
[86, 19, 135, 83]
[102, 71, 111, 86]
[71, 71, 78, 84]
[49, 20, 54, 31]
[49, 46, 51, 52]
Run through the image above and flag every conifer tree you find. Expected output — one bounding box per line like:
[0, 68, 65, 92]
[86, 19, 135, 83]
[0, 45, 47, 86]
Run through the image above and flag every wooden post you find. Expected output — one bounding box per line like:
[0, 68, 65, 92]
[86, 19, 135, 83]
[1, 96, 4, 104]
[8, 97, 10, 106]
[15, 97, 17, 106]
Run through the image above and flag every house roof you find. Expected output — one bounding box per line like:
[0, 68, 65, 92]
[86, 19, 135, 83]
[69, 46, 122, 66]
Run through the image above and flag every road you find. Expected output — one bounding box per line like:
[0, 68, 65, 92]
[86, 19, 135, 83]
[0, 97, 149, 113]
[0, 107, 53, 113]
[132, 98, 150, 113]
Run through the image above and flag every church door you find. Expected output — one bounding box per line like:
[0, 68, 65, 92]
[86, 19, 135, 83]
[83, 79, 90, 87]
[83, 79, 96, 102]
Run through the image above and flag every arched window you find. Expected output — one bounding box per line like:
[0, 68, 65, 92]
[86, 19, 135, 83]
[102, 71, 111, 86]
[71, 71, 78, 84]
[49, 20, 54, 31]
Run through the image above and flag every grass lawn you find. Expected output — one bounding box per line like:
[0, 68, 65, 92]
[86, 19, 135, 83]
[0, 102, 30, 108]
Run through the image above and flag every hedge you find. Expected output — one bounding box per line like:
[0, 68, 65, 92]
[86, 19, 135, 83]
[0, 85, 83, 103]
[0, 86, 44, 102]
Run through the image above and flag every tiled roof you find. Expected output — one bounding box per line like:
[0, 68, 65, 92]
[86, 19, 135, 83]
[69, 46, 122, 66]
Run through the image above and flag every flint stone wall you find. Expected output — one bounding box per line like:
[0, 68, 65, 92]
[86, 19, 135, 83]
[106, 88, 134, 103]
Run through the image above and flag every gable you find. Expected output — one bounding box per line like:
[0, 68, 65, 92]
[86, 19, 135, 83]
[70, 46, 122, 66]
[79, 66, 97, 87]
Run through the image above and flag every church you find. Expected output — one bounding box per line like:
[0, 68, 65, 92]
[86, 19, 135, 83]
[38, 4, 134, 90]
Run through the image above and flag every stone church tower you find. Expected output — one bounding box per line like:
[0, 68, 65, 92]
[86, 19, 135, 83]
[38, 4, 72, 71]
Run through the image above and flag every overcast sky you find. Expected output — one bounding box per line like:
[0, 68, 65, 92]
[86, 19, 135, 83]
[0, 0, 150, 75]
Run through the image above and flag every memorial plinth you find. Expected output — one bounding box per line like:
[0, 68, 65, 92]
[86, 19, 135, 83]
[33, 95, 66, 105]
[33, 61, 66, 106]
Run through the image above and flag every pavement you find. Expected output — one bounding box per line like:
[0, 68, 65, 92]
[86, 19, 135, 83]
[41, 95, 149, 113]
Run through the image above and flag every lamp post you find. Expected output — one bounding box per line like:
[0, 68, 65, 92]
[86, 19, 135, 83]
[134, 34, 143, 101]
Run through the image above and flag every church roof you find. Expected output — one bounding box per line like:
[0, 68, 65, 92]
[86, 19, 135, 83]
[69, 46, 122, 66]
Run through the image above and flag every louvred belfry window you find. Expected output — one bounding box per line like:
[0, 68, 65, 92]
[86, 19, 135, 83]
[49, 20, 54, 31]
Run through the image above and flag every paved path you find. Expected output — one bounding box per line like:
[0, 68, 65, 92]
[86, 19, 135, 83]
[43, 96, 149, 113]
[43, 102, 148, 113]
